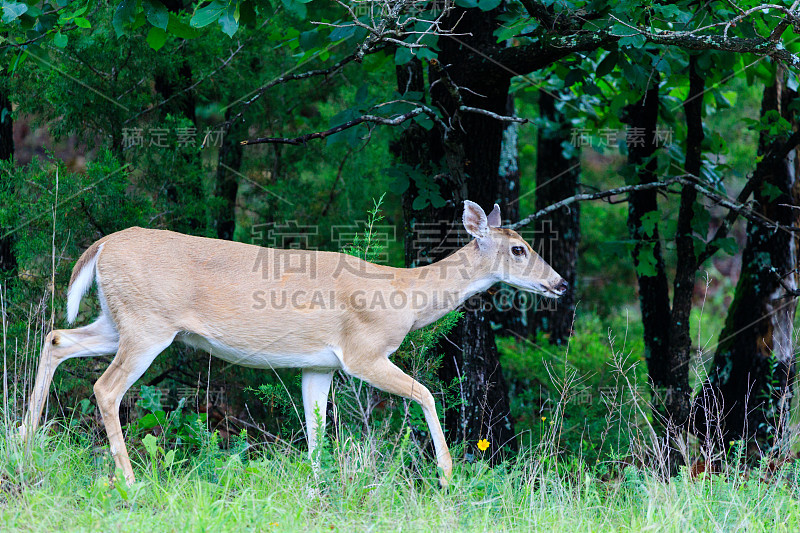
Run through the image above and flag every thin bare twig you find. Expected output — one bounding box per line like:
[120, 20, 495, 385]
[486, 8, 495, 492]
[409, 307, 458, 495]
[239, 101, 450, 145]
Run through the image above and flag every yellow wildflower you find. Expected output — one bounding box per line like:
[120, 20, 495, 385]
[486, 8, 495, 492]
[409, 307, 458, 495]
[477, 439, 490, 451]
[541, 416, 546, 422]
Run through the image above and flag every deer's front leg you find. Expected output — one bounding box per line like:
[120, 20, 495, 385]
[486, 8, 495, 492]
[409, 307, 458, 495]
[350, 358, 453, 486]
[302, 369, 334, 465]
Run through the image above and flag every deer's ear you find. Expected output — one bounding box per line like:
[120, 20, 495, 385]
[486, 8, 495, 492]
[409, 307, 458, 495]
[463, 200, 489, 239]
[487, 203, 501, 227]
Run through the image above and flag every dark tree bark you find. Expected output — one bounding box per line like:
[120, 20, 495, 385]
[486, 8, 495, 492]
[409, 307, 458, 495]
[624, 79, 694, 475]
[0, 87, 15, 275]
[497, 95, 521, 214]
[695, 70, 799, 450]
[0, 91, 11, 162]
[433, 9, 518, 456]
[154, 0, 197, 124]
[625, 83, 673, 402]
[666, 55, 705, 432]
[533, 90, 580, 344]
[213, 108, 243, 241]
[392, 8, 518, 456]
[489, 95, 528, 336]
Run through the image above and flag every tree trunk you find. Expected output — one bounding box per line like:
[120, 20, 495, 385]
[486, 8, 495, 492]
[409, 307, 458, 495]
[533, 90, 580, 344]
[666, 56, 705, 432]
[0, 87, 15, 275]
[213, 108, 243, 240]
[154, 0, 196, 124]
[392, 8, 518, 456]
[489, 95, 528, 336]
[696, 71, 799, 451]
[625, 83, 673, 401]
[625, 81, 691, 475]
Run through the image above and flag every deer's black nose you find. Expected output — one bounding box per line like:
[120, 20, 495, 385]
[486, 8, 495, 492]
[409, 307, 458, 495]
[555, 279, 568, 294]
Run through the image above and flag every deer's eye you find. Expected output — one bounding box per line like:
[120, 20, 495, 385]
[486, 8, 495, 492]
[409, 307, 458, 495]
[511, 246, 526, 257]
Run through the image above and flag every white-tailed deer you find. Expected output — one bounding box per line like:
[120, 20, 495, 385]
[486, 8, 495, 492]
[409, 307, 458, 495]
[22, 201, 566, 485]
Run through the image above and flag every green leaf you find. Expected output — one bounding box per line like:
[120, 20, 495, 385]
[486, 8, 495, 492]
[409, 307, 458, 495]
[1, 1, 28, 23]
[596, 50, 617, 77]
[454, 0, 479, 7]
[412, 195, 429, 210]
[138, 413, 159, 430]
[74, 17, 91, 28]
[494, 18, 536, 42]
[112, 0, 138, 37]
[137, 385, 163, 412]
[281, 0, 307, 19]
[761, 182, 783, 203]
[329, 24, 357, 41]
[639, 211, 659, 238]
[191, 0, 225, 28]
[387, 167, 410, 195]
[143, 0, 169, 30]
[564, 68, 584, 88]
[167, 13, 200, 39]
[299, 29, 323, 50]
[610, 23, 639, 37]
[219, 4, 239, 37]
[618, 34, 646, 48]
[652, 4, 691, 23]
[717, 237, 738, 256]
[429, 193, 446, 208]
[395, 46, 414, 66]
[635, 243, 658, 277]
[652, 55, 671, 77]
[478, 0, 502, 10]
[146, 26, 167, 50]
[621, 61, 647, 89]
[691, 200, 710, 238]
[413, 114, 434, 130]
[53, 32, 68, 48]
[143, 434, 159, 458]
[114, 476, 129, 500]
[415, 47, 438, 62]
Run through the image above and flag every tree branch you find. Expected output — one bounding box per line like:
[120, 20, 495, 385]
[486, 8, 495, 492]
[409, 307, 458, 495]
[484, 22, 800, 80]
[459, 106, 529, 123]
[517, 0, 595, 32]
[697, 128, 800, 265]
[217, 48, 376, 136]
[511, 175, 800, 237]
[239, 99, 529, 147]
[239, 106, 443, 146]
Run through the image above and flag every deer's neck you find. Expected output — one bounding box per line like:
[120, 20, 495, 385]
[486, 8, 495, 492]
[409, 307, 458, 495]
[408, 241, 496, 330]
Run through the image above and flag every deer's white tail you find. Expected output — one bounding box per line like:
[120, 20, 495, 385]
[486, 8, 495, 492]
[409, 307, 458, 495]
[67, 241, 104, 323]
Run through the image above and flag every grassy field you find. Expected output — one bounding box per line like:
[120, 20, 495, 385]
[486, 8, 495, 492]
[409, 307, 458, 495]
[2, 419, 800, 533]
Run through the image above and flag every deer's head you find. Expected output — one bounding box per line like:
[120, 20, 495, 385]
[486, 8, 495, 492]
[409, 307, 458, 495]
[463, 200, 567, 298]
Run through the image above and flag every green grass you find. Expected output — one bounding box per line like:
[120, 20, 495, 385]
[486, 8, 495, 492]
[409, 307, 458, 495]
[5, 308, 799, 532]
[3, 420, 800, 532]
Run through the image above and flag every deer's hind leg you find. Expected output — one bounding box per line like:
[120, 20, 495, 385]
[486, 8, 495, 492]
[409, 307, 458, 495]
[22, 315, 119, 440]
[93, 330, 175, 483]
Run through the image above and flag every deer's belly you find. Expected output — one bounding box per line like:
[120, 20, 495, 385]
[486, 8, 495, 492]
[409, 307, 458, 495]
[176, 332, 343, 370]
